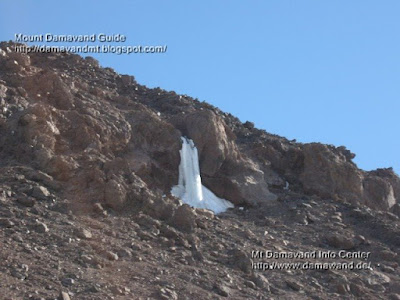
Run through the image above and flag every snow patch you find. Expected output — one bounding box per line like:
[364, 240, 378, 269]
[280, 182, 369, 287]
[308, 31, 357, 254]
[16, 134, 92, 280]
[171, 137, 234, 214]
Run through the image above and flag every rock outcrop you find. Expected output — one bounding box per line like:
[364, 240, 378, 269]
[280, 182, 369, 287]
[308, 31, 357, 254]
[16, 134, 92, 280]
[299, 143, 398, 210]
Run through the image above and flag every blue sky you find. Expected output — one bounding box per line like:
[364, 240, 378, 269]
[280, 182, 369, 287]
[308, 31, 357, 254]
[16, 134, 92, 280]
[0, 1, 399, 174]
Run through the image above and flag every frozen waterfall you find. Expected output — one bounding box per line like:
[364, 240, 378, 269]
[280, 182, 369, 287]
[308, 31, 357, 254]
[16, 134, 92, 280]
[171, 137, 234, 214]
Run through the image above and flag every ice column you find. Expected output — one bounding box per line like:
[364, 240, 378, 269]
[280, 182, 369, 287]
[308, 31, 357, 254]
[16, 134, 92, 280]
[171, 137, 234, 214]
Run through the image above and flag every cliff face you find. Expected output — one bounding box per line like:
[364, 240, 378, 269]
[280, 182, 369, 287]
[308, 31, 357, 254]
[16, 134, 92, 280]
[0, 41, 398, 214]
[1, 42, 400, 300]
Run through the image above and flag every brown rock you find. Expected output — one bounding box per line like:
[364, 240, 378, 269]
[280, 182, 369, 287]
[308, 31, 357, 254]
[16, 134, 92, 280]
[93, 202, 107, 215]
[251, 273, 270, 290]
[336, 282, 351, 294]
[34, 221, 49, 233]
[245, 280, 257, 289]
[120, 74, 134, 85]
[160, 224, 181, 240]
[299, 144, 399, 211]
[105, 251, 119, 261]
[391, 204, 400, 217]
[17, 196, 36, 207]
[170, 204, 197, 233]
[59, 291, 71, 300]
[75, 228, 93, 239]
[379, 249, 398, 262]
[325, 233, 356, 250]
[350, 282, 367, 297]
[116, 247, 132, 259]
[104, 178, 127, 210]
[231, 249, 252, 274]
[144, 197, 176, 221]
[214, 283, 230, 297]
[299, 143, 363, 203]
[195, 208, 215, 219]
[0, 218, 15, 228]
[286, 280, 303, 291]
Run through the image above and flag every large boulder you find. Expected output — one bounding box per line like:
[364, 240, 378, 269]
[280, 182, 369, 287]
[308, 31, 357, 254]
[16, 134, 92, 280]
[363, 168, 399, 210]
[299, 143, 364, 203]
[299, 143, 398, 210]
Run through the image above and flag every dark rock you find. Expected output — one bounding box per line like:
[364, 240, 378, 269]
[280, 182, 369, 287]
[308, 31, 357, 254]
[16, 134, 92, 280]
[286, 280, 303, 291]
[231, 249, 252, 274]
[61, 278, 75, 287]
[214, 283, 230, 297]
[33, 221, 49, 233]
[160, 224, 181, 240]
[116, 247, 132, 259]
[350, 282, 367, 297]
[17, 196, 36, 207]
[391, 204, 400, 217]
[336, 282, 350, 294]
[325, 233, 356, 250]
[170, 204, 197, 233]
[93, 202, 107, 215]
[31, 185, 50, 200]
[0, 218, 15, 228]
[245, 280, 257, 289]
[251, 273, 270, 290]
[379, 249, 398, 261]
[243, 121, 254, 130]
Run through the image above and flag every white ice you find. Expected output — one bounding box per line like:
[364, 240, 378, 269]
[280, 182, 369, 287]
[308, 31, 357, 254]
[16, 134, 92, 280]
[171, 137, 234, 214]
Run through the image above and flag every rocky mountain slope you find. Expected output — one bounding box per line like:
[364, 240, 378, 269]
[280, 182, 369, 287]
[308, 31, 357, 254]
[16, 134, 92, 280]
[0, 41, 399, 299]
